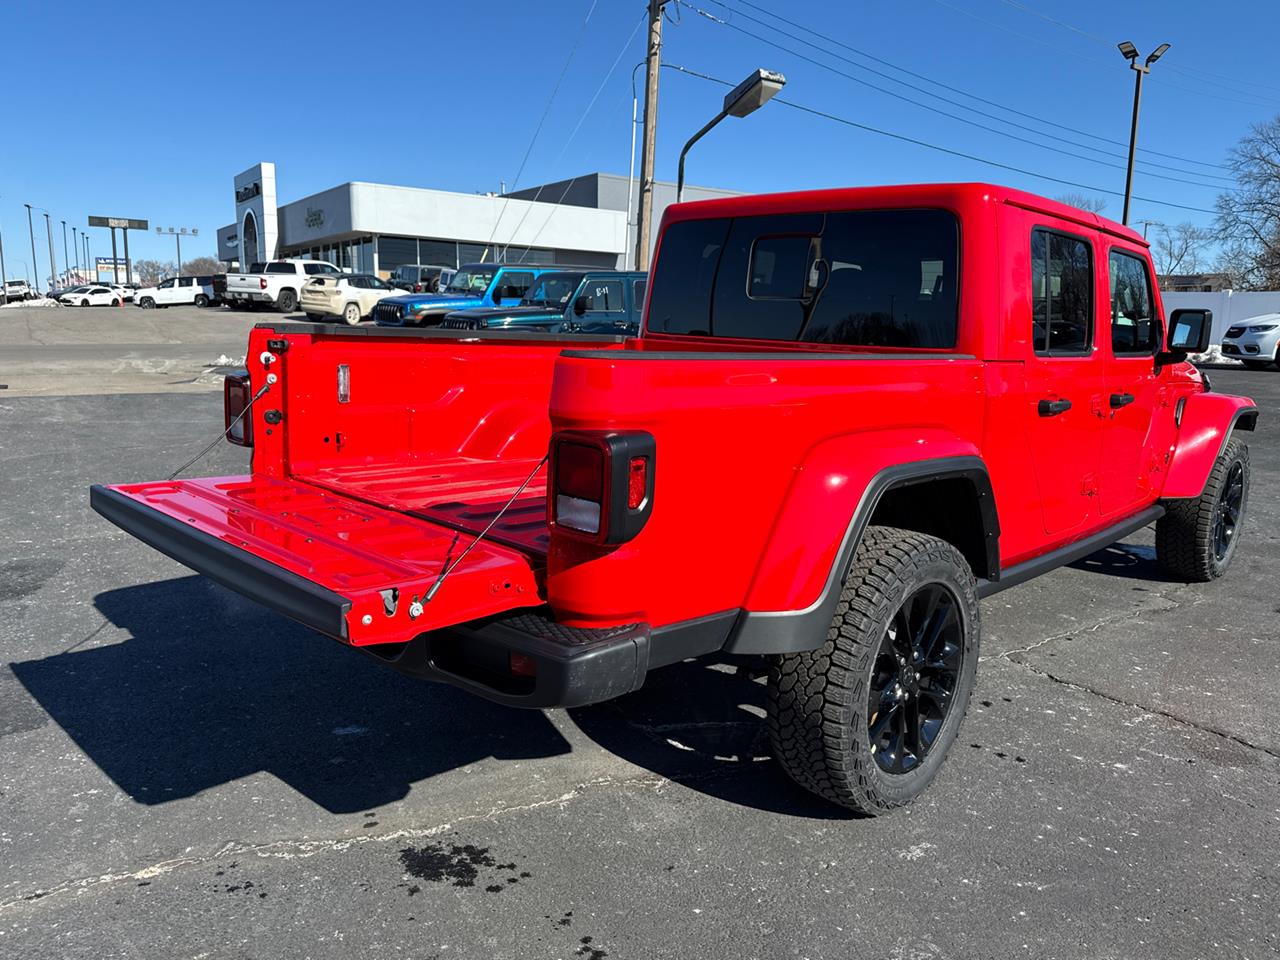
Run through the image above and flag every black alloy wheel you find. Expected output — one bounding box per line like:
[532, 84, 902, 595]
[867, 583, 964, 774]
[1213, 461, 1245, 562]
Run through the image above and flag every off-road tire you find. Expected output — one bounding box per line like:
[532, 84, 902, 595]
[194, 294, 209, 308]
[1157, 436, 1250, 581]
[768, 526, 980, 814]
[343, 302, 361, 325]
[277, 289, 297, 313]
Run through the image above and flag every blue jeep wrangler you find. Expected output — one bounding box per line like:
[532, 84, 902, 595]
[372, 263, 560, 327]
[437, 270, 648, 335]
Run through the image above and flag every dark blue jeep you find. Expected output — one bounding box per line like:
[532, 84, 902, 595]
[437, 270, 648, 335]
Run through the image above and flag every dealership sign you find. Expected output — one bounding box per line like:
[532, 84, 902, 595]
[236, 181, 261, 203]
[89, 215, 148, 230]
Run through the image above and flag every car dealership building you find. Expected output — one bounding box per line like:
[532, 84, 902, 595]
[217, 163, 735, 276]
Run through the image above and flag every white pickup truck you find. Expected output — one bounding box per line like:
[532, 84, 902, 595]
[224, 259, 342, 312]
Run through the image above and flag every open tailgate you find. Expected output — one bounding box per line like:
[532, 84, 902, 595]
[90, 475, 544, 646]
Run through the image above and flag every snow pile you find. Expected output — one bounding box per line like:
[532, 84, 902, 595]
[1190, 345, 1243, 366]
[0, 297, 61, 309]
[208, 354, 247, 367]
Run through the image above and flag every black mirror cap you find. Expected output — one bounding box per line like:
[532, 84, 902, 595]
[573, 296, 588, 316]
[1168, 308, 1214, 354]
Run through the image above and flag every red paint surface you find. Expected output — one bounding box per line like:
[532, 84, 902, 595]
[103, 183, 1254, 643]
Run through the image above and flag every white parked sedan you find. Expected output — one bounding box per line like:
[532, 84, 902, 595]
[58, 285, 122, 307]
[300, 274, 398, 325]
[1221, 313, 1280, 369]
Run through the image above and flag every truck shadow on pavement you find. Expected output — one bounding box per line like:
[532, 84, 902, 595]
[10, 575, 572, 814]
[1067, 541, 1179, 583]
[570, 660, 860, 820]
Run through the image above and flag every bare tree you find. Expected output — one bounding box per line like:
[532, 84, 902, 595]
[1055, 192, 1108, 215]
[133, 259, 177, 285]
[1215, 114, 1280, 290]
[1150, 222, 1213, 283]
[180, 256, 225, 277]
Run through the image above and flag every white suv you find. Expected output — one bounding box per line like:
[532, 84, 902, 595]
[135, 277, 217, 309]
[1221, 313, 1280, 370]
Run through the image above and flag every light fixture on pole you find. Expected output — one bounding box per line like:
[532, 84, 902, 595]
[1117, 40, 1170, 226]
[43, 212, 57, 293]
[158, 226, 198, 275]
[676, 68, 786, 202]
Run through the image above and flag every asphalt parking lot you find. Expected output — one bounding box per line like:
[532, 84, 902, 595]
[1, 304, 1277, 959]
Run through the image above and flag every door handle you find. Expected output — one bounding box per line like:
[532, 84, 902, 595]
[1038, 398, 1072, 417]
[1109, 392, 1136, 409]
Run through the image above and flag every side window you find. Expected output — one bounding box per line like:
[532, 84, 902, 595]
[633, 278, 647, 309]
[646, 217, 732, 335]
[581, 280, 625, 312]
[1030, 228, 1092, 356]
[159, 278, 176, 289]
[265, 262, 295, 274]
[1109, 250, 1159, 355]
[304, 262, 336, 275]
[179, 277, 193, 287]
[501, 271, 534, 297]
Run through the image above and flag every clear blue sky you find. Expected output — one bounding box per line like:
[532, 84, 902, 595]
[3, 0, 1278, 281]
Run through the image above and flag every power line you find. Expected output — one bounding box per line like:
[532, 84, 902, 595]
[665, 64, 1218, 216]
[996, 0, 1280, 100]
[512, 12, 649, 260]
[679, 0, 1228, 190]
[710, 0, 1232, 174]
[928, 0, 1280, 112]
[484, 0, 600, 256]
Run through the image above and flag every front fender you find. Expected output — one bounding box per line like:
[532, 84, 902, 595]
[1161, 393, 1258, 499]
[728, 430, 991, 654]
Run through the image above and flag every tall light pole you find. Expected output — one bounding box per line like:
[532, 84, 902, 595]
[61, 220, 70, 285]
[24, 204, 40, 295]
[43, 212, 57, 292]
[159, 226, 197, 274]
[84, 234, 91, 282]
[72, 226, 80, 281]
[1118, 40, 1170, 226]
[677, 68, 786, 202]
[0, 221, 7, 304]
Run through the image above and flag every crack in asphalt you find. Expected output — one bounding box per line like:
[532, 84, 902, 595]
[1007, 657, 1280, 761]
[0, 773, 675, 913]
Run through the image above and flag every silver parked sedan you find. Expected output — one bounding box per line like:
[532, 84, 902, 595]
[1221, 313, 1280, 369]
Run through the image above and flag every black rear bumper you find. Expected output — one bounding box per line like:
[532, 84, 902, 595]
[369, 613, 655, 708]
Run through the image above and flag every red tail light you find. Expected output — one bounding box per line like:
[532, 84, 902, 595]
[223, 372, 254, 447]
[551, 431, 655, 544]
[259, 277, 268, 290]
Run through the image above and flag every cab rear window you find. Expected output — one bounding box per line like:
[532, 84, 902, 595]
[647, 209, 959, 347]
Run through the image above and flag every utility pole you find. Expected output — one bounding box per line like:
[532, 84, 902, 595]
[24, 204, 40, 293]
[634, 0, 666, 272]
[44, 213, 56, 291]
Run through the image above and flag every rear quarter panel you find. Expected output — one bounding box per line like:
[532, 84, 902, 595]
[544, 352, 985, 628]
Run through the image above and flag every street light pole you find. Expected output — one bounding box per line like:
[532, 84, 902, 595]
[61, 220, 70, 285]
[0, 223, 7, 304]
[84, 235, 91, 282]
[1117, 41, 1170, 226]
[24, 204, 40, 294]
[72, 226, 80, 281]
[676, 68, 786, 202]
[44, 212, 56, 292]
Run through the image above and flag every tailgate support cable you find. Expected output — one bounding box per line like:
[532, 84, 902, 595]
[166, 376, 275, 481]
[424, 454, 549, 604]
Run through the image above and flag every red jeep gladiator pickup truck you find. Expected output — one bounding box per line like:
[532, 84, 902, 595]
[92, 183, 1256, 814]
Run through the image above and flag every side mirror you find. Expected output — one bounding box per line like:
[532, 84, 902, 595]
[573, 296, 588, 316]
[492, 285, 509, 301]
[1163, 308, 1213, 362]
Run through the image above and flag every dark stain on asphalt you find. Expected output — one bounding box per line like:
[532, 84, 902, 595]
[577, 935, 608, 959]
[0, 558, 64, 602]
[398, 839, 532, 894]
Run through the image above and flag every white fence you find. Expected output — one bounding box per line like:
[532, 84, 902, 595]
[1162, 290, 1280, 344]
